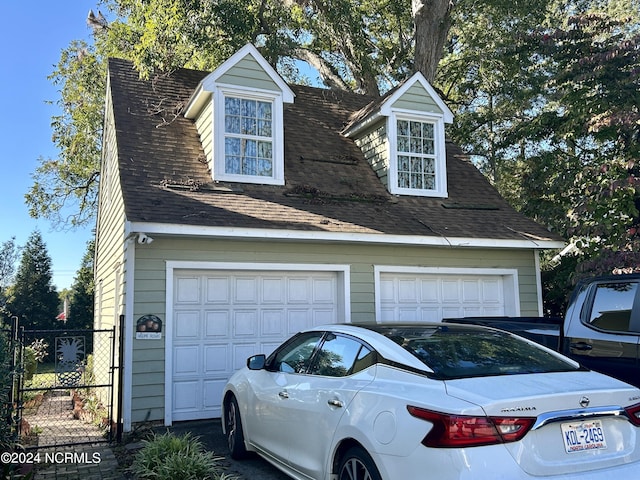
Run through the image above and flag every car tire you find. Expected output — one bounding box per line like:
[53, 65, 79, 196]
[225, 396, 248, 459]
[338, 446, 382, 480]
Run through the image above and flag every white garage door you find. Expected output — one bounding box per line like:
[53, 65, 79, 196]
[170, 270, 339, 420]
[379, 273, 506, 322]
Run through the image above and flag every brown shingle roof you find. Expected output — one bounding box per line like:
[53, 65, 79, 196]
[107, 58, 562, 244]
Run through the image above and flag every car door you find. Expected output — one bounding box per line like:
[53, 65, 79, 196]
[246, 331, 324, 465]
[566, 279, 640, 386]
[285, 333, 377, 479]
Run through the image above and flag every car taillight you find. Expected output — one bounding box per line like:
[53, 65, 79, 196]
[624, 403, 640, 426]
[407, 406, 535, 448]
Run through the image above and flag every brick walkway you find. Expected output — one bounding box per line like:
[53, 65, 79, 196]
[22, 390, 122, 479]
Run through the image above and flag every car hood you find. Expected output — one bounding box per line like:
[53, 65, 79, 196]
[443, 370, 640, 415]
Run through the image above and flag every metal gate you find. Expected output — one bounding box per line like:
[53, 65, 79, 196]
[10, 319, 120, 449]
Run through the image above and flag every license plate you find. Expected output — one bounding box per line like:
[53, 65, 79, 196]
[561, 420, 607, 453]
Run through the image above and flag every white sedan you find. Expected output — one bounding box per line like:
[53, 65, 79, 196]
[221, 323, 640, 480]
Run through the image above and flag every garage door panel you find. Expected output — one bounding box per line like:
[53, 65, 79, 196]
[174, 381, 199, 411]
[205, 311, 230, 337]
[287, 308, 310, 332]
[174, 346, 199, 375]
[174, 311, 200, 339]
[203, 380, 224, 409]
[173, 270, 340, 420]
[233, 310, 259, 336]
[380, 278, 396, 302]
[420, 279, 439, 302]
[288, 278, 311, 303]
[235, 278, 258, 303]
[204, 345, 228, 374]
[441, 280, 461, 302]
[262, 277, 285, 303]
[176, 277, 200, 303]
[261, 310, 286, 336]
[313, 309, 337, 326]
[398, 279, 417, 302]
[205, 277, 230, 303]
[313, 278, 336, 303]
[233, 344, 259, 370]
[462, 281, 480, 302]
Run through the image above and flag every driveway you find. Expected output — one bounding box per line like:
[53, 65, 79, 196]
[166, 419, 291, 480]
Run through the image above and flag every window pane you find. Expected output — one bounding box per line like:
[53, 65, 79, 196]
[257, 101, 272, 120]
[395, 118, 438, 191]
[241, 99, 256, 118]
[223, 95, 275, 178]
[588, 282, 639, 332]
[225, 97, 240, 115]
[309, 334, 363, 377]
[375, 325, 578, 380]
[225, 156, 241, 174]
[270, 332, 323, 374]
[397, 120, 409, 136]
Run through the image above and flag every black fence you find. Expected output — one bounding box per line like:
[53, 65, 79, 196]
[3, 317, 120, 449]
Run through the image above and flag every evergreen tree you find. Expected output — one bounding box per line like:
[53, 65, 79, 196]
[6, 231, 59, 331]
[67, 240, 94, 331]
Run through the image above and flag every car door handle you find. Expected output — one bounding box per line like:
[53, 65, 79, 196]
[278, 391, 289, 399]
[327, 399, 343, 408]
[570, 342, 593, 351]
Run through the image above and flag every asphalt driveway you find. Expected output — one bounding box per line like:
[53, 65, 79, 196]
[166, 419, 291, 480]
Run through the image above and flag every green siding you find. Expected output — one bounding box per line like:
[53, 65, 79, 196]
[94, 78, 129, 424]
[354, 120, 388, 185]
[218, 55, 280, 91]
[128, 237, 539, 424]
[392, 83, 443, 115]
[193, 96, 213, 167]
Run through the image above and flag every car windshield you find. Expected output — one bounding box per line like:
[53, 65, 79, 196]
[369, 325, 579, 380]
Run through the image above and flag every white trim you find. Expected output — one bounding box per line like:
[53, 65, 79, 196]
[373, 266, 521, 322]
[205, 44, 294, 102]
[122, 237, 136, 432]
[163, 261, 351, 426]
[379, 73, 453, 123]
[128, 222, 566, 250]
[534, 249, 543, 316]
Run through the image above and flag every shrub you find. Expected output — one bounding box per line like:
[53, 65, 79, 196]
[130, 431, 234, 480]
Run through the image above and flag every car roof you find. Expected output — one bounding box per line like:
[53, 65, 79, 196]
[304, 322, 496, 373]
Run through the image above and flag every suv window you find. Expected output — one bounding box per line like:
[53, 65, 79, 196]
[309, 334, 374, 377]
[588, 282, 639, 332]
[268, 332, 323, 374]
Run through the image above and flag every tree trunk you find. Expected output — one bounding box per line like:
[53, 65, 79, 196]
[412, 0, 455, 82]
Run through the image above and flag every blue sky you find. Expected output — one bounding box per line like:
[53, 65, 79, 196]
[0, 1, 99, 290]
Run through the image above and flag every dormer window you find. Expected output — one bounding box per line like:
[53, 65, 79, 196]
[214, 88, 284, 185]
[184, 44, 294, 187]
[224, 96, 274, 177]
[390, 113, 447, 197]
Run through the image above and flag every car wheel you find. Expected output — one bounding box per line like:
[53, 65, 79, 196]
[338, 446, 382, 480]
[225, 396, 248, 459]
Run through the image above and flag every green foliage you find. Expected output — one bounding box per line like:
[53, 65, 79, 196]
[131, 431, 232, 480]
[66, 241, 95, 332]
[5, 232, 59, 332]
[0, 329, 14, 452]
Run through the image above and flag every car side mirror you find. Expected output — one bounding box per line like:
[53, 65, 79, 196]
[247, 354, 266, 370]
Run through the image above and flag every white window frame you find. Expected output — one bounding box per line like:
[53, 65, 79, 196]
[387, 111, 448, 197]
[213, 86, 285, 185]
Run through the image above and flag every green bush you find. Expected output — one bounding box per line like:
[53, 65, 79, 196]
[0, 327, 15, 451]
[130, 431, 235, 480]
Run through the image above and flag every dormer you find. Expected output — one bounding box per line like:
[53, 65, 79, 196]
[185, 44, 295, 186]
[343, 73, 454, 198]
